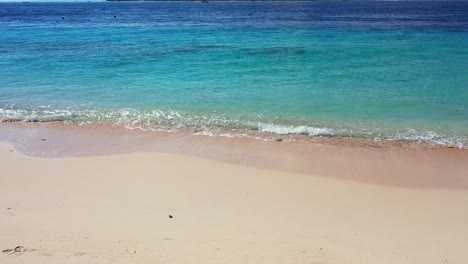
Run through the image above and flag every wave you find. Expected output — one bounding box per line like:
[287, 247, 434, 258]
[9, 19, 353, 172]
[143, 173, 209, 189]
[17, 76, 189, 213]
[391, 130, 466, 149]
[0, 107, 466, 148]
[256, 123, 337, 136]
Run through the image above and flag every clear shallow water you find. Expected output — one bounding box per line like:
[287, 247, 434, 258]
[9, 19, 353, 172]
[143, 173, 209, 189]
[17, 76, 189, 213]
[0, 2, 467, 147]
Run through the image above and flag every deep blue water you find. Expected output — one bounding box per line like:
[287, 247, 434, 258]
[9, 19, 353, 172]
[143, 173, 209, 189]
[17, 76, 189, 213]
[0, 2, 467, 146]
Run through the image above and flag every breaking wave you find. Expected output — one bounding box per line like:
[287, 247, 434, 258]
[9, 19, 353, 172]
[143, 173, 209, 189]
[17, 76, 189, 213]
[0, 107, 466, 148]
[256, 123, 337, 136]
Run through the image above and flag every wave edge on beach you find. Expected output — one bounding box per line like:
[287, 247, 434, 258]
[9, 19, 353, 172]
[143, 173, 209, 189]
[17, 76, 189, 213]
[1, 107, 465, 149]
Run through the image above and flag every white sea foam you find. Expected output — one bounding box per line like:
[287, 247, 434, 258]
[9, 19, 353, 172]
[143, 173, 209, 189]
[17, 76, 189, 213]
[0, 107, 466, 148]
[256, 123, 336, 136]
[392, 130, 465, 149]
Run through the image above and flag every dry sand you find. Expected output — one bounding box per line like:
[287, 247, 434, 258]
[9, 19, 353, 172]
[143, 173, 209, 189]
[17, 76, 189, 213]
[1, 140, 468, 264]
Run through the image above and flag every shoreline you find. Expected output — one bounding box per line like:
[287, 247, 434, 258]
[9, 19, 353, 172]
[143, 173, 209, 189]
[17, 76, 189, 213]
[1, 122, 467, 189]
[1, 108, 465, 150]
[1, 120, 463, 150]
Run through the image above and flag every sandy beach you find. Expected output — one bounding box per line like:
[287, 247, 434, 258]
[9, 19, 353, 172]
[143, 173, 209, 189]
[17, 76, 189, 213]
[2, 2, 468, 263]
[1, 124, 468, 264]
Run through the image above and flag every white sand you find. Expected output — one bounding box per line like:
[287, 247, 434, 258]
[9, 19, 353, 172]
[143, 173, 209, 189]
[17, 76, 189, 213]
[1, 142, 468, 264]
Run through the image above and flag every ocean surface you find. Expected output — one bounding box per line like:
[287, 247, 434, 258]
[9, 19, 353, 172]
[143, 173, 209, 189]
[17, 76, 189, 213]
[0, 2, 467, 147]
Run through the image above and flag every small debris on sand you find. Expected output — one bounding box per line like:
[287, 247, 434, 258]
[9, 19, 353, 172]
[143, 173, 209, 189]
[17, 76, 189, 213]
[2, 246, 26, 254]
[6, 208, 11, 210]
[15, 246, 25, 252]
[41, 138, 46, 141]
[168, 215, 173, 219]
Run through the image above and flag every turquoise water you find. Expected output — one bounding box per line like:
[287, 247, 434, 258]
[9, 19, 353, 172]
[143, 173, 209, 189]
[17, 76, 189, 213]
[1, 2, 467, 147]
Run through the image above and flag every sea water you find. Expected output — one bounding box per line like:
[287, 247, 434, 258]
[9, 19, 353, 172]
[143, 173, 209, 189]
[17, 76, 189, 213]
[0, 2, 467, 147]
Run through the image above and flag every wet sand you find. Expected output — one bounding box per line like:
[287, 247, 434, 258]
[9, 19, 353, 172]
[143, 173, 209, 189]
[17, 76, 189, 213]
[0, 122, 467, 188]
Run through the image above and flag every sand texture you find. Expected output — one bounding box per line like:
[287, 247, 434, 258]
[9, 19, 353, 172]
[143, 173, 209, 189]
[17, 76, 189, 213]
[1, 142, 468, 264]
